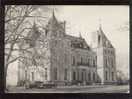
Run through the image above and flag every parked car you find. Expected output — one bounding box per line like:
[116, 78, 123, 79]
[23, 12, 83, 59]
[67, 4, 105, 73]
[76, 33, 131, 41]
[35, 81, 44, 89]
[24, 80, 56, 89]
[43, 82, 56, 88]
[24, 81, 43, 89]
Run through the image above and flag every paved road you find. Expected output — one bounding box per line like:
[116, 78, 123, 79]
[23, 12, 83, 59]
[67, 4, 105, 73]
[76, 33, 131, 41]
[7, 85, 129, 93]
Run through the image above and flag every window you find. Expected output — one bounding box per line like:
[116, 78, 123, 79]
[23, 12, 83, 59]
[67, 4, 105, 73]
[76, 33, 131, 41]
[104, 50, 106, 54]
[108, 50, 109, 54]
[112, 72, 114, 81]
[93, 60, 96, 67]
[82, 71, 84, 81]
[84, 70, 86, 81]
[73, 71, 76, 80]
[64, 53, 67, 63]
[25, 70, 27, 80]
[110, 51, 112, 54]
[106, 59, 107, 67]
[93, 72, 95, 81]
[98, 35, 101, 45]
[64, 68, 68, 80]
[72, 56, 75, 65]
[111, 59, 114, 67]
[45, 68, 48, 80]
[31, 72, 34, 81]
[82, 70, 85, 81]
[77, 71, 79, 81]
[88, 59, 90, 66]
[105, 71, 108, 80]
[88, 72, 91, 81]
[54, 68, 57, 80]
[81, 57, 83, 64]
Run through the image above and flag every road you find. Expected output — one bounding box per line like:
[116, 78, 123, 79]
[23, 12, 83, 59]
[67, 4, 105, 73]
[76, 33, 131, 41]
[7, 85, 129, 93]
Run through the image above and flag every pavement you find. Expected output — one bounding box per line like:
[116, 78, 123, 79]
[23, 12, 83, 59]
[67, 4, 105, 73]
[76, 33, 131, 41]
[7, 84, 129, 93]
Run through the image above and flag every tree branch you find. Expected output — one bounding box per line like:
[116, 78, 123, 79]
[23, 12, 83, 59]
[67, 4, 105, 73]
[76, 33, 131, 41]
[5, 16, 47, 23]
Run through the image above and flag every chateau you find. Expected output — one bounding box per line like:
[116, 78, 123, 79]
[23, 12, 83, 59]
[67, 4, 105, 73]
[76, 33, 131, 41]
[17, 11, 117, 86]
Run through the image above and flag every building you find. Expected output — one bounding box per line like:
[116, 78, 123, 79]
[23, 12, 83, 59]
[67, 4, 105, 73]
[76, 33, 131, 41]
[91, 25, 117, 84]
[17, 11, 116, 86]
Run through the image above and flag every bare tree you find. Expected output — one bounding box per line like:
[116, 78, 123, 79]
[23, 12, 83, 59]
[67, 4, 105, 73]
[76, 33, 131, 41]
[117, 21, 129, 32]
[5, 5, 55, 89]
[116, 70, 128, 85]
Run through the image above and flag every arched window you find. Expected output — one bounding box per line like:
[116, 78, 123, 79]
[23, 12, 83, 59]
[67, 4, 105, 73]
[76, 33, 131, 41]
[98, 35, 101, 44]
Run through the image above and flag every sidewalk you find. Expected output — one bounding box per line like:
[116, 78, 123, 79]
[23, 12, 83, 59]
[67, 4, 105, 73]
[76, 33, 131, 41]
[8, 84, 115, 91]
[56, 84, 113, 89]
[7, 85, 129, 93]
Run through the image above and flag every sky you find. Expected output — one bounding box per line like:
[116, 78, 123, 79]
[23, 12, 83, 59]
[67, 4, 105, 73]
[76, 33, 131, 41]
[7, 5, 129, 85]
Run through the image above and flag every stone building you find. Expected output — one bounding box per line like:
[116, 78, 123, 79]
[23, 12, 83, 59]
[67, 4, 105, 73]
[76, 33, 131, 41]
[91, 25, 117, 84]
[17, 11, 116, 86]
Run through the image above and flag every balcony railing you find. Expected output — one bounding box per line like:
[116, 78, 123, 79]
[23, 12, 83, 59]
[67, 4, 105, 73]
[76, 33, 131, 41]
[76, 62, 96, 67]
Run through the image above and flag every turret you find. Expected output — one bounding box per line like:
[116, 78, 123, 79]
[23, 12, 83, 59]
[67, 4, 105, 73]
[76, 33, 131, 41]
[45, 10, 65, 38]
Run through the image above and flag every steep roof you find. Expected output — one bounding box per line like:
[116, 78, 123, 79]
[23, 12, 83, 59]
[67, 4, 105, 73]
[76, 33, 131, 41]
[65, 34, 91, 50]
[48, 10, 58, 25]
[46, 10, 65, 31]
[97, 26, 114, 48]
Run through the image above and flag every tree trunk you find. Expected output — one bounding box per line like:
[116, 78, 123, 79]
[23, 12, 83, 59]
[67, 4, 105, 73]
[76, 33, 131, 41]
[4, 64, 8, 92]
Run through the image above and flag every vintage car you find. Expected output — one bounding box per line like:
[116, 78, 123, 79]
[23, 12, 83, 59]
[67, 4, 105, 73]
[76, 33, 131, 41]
[43, 83, 56, 88]
[24, 80, 56, 89]
[24, 81, 43, 89]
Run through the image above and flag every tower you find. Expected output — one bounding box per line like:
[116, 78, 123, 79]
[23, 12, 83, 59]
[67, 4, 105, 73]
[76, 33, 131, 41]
[92, 24, 117, 84]
[45, 10, 65, 38]
[44, 10, 68, 85]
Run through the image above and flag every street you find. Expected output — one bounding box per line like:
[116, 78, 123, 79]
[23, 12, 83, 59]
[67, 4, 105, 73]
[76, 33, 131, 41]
[7, 85, 129, 93]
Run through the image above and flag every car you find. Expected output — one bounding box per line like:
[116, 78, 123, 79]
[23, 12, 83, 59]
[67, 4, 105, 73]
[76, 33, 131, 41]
[35, 81, 44, 89]
[43, 83, 56, 88]
[24, 81, 43, 89]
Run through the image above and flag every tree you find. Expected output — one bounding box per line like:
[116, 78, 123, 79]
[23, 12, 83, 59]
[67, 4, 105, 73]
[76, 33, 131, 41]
[116, 70, 128, 85]
[5, 5, 54, 90]
[117, 21, 129, 32]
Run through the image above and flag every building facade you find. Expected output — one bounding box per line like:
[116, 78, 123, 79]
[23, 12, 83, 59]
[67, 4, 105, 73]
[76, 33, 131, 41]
[17, 12, 116, 86]
[91, 25, 117, 84]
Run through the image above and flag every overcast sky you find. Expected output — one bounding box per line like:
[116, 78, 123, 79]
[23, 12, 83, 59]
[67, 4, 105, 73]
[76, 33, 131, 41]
[7, 5, 129, 85]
